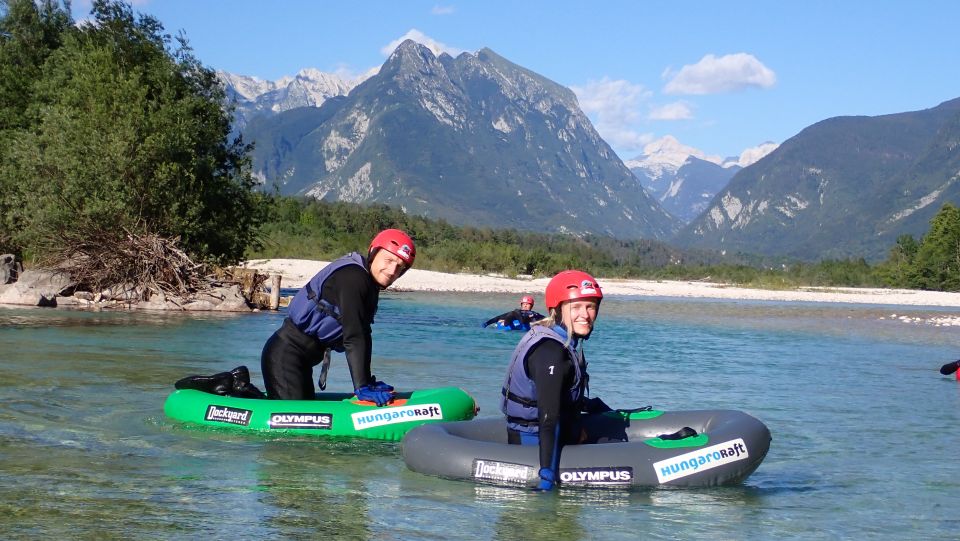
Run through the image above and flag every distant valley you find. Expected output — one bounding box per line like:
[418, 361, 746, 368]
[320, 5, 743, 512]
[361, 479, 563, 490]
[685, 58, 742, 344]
[624, 136, 778, 224]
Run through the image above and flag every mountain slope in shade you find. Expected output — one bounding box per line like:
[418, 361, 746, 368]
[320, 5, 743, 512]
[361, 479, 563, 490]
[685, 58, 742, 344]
[675, 97, 960, 261]
[243, 40, 679, 240]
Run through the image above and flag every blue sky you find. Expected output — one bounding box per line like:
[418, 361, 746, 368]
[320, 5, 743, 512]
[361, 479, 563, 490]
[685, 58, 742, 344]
[73, 1, 960, 160]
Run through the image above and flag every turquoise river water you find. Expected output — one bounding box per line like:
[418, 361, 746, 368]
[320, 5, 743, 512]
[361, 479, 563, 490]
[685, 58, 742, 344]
[2, 292, 959, 540]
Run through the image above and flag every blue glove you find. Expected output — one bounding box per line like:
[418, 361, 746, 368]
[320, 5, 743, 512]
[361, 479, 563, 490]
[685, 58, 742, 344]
[354, 385, 393, 406]
[368, 378, 394, 392]
[535, 467, 556, 491]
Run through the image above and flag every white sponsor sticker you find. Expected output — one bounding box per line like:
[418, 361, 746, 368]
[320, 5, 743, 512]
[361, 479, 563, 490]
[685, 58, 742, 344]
[268, 412, 333, 429]
[350, 403, 444, 430]
[653, 438, 749, 484]
[473, 459, 532, 484]
[560, 467, 633, 485]
[204, 405, 252, 426]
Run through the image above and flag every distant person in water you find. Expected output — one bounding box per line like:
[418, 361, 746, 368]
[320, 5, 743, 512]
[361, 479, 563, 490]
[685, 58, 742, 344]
[175, 229, 416, 406]
[940, 359, 960, 375]
[481, 295, 545, 330]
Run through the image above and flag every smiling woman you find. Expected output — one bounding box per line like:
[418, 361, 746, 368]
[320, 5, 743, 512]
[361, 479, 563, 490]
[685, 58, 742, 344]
[498, 270, 608, 491]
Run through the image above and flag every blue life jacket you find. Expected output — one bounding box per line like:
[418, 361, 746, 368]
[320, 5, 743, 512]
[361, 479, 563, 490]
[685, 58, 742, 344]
[496, 319, 530, 331]
[286, 253, 366, 348]
[500, 325, 586, 434]
[493, 310, 543, 331]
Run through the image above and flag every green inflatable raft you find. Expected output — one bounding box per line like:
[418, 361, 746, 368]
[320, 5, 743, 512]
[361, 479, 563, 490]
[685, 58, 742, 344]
[163, 386, 478, 441]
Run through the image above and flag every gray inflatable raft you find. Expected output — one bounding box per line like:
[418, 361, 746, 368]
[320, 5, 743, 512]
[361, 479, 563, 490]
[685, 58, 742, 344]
[401, 409, 771, 488]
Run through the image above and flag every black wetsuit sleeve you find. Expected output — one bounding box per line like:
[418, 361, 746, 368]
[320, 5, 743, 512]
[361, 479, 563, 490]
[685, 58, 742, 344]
[525, 340, 573, 471]
[323, 264, 378, 390]
[483, 310, 518, 328]
[519, 310, 545, 324]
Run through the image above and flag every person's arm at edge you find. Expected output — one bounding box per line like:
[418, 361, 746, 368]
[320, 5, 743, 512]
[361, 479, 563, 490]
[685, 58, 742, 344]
[526, 340, 572, 471]
[483, 310, 516, 327]
[328, 265, 375, 389]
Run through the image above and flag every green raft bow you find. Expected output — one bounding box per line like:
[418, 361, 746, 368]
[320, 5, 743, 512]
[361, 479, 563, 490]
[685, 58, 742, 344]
[163, 386, 478, 441]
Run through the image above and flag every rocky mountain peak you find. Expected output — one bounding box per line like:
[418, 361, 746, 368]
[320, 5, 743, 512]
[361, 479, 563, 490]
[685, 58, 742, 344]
[218, 68, 356, 130]
[242, 41, 680, 239]
[383, 39, 447, 78]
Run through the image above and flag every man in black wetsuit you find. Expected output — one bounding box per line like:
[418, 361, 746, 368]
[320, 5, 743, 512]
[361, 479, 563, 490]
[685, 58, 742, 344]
[260, 229, 416, 405]
[481, 295, 545, 329]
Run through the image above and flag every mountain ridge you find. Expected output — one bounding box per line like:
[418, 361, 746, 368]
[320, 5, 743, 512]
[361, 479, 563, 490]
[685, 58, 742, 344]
[676, 97, 960, 260]
[242, 40, 680, 240]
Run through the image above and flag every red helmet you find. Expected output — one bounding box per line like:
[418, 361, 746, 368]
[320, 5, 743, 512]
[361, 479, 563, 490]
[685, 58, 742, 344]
[520, 295, 534, 307]
[545, 270, 602, 311]
[369, 229, 416, 267]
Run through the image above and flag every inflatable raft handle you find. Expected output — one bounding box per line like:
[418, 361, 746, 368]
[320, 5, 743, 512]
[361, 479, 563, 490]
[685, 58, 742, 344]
[615, 405, 653, 414]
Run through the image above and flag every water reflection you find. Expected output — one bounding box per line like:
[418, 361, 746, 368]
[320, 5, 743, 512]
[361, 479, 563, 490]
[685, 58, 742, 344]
[253, 442, 377, 540]
[1, 296, 959, 539]
[0, 304, 253, 328]
[492, 495, 586, 541]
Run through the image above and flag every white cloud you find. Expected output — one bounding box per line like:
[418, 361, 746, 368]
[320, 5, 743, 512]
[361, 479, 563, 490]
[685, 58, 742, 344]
[649, 101, 694, 120]
[570, 78, 656, 154]
[431, 5, 455, 15]
[736, 141, 779, 167]
[664, 53, 776, 95]
[333, 63, 380, 85]
[381, 29, 464, 58]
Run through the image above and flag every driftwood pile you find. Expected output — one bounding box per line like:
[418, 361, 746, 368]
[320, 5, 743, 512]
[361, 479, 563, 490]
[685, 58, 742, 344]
[44, 230, 209, 300]
[0, 232, 280, 311]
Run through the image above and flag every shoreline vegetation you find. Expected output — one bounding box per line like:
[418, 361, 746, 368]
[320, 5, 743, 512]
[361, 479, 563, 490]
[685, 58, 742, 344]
[242, 258, 960, 313]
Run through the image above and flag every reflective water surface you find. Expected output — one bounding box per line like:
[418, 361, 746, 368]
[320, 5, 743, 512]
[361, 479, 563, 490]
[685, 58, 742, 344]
[1, 292, 959, 539]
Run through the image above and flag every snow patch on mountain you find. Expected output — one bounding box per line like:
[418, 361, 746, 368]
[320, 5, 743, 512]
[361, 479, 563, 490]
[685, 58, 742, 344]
[624, 136, 720, 179]
[218, 69, 362, 129]
[624, 136, 778, 178]
[624, 135, 767, 224]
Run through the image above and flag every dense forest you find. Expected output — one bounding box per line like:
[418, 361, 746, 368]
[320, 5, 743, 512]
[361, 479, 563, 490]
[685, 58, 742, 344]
[2, 0, 958, 293]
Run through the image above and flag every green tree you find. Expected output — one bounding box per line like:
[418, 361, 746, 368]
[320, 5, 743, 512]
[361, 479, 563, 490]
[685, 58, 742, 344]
[0, 0, 261, 266]
[910, 203, 960, 291]
[0, 0, 71, 132]
[876, 234, 919, 287]
[0, 0, 73, 253]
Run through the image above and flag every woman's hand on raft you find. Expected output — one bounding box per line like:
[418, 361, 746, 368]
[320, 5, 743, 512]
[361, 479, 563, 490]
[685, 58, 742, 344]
[533, 467, 556, 492]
